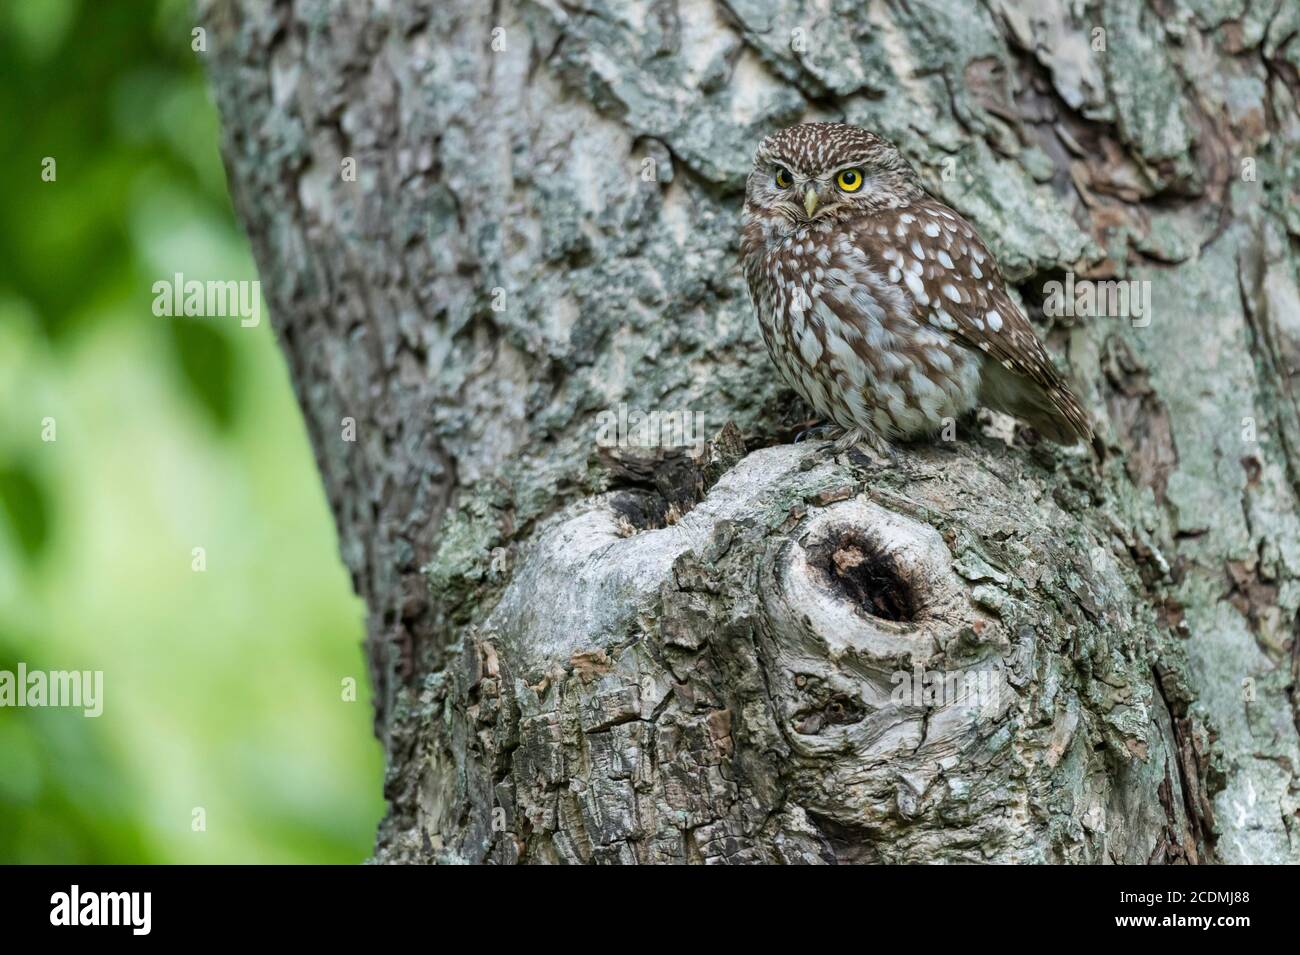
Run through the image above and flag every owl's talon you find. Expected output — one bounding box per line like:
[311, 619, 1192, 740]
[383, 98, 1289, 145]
[829, 427, 894, 465]
[794, 424, 836, 443]
[831, 429, 859, 453]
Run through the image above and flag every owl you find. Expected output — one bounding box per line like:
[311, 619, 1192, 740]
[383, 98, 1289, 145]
[740, 122, 1092, 454]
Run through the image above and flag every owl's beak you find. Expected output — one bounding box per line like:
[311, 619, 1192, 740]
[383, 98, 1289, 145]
[803, 186, 819, 217]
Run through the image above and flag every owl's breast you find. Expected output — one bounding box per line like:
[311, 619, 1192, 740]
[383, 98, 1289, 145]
[743, 218, 983, 439]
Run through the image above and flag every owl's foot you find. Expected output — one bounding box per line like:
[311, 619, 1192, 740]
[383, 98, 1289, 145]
[831, 427, 895, 464]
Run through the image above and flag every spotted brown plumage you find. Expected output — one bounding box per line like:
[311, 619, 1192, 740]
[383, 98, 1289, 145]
[740, 122, 1092, 452]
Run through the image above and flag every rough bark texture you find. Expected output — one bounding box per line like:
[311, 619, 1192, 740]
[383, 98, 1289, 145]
[202, 0, 1300, 863]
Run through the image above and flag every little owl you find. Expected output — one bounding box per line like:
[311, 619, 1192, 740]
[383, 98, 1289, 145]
[741, 122, 1092, 454]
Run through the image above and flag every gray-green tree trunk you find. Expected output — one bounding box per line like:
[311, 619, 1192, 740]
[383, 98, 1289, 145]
[202, 0, 1300, 863]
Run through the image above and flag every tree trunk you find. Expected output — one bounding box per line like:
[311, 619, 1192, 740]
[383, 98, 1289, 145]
[201, 0, 1300, 863]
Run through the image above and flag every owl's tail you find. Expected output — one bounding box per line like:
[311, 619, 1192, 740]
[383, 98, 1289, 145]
[978, 360, 1094, 447]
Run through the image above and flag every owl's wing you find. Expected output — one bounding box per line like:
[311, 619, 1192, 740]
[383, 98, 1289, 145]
[864, 200, 1092, 444]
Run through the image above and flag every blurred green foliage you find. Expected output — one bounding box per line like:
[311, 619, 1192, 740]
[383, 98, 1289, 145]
[0, 0, 385, 862]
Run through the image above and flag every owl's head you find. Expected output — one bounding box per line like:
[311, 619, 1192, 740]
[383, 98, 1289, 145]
[744, 123, 924, 229]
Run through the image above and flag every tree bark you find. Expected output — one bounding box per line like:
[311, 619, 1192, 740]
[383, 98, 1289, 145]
[201, 0, 1300, 863]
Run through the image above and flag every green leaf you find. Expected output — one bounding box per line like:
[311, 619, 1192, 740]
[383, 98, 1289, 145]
[0, 462, 52, 563]
[168, 318, 238, 429]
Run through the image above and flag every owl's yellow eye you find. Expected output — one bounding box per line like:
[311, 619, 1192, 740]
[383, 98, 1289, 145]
[836, 168, 864, 192]
[774, 167, 792, 189]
